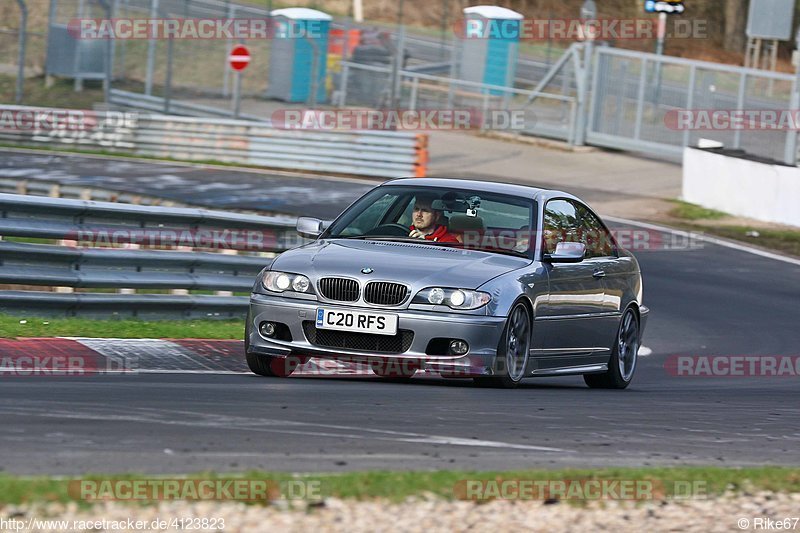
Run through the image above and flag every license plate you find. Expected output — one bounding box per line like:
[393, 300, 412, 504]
[315, 308, 398, 336]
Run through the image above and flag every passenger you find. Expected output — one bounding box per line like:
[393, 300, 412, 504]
[408, 195, 459, 243]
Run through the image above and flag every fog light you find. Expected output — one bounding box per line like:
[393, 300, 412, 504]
[260, 321, 277, 338]
[449, 340, 469, 355]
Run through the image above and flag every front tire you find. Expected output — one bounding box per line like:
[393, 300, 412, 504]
[584, 307, 639, 389]
[474, 302, 531, 389]
[246, 352, 300, 377]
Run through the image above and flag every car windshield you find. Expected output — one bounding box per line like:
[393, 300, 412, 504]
[323, 186, 536, 257]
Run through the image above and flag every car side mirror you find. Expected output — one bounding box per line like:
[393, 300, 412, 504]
[297, 217, 324, 239]
[543, 242, 586, 263]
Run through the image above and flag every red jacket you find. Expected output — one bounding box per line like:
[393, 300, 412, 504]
[410, 225, 460, 243]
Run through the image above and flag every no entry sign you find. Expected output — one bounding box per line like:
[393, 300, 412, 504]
[229, 45, 251, 71]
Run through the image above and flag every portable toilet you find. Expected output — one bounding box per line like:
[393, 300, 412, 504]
[457, 5, 523, 93]
[266, 8, 332, 103]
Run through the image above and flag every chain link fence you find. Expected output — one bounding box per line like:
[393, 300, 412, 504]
[6, 0, 800, 165]
[1, 0, 49, 103]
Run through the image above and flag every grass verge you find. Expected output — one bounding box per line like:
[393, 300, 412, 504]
[0, 467, 798, 506]
[665, 200, 800, 258]
[0, 75, 105, 109]
[668, 200, 728, 221]
[0, 314, 244, 340]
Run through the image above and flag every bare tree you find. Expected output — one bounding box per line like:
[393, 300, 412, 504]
[724, 0, 749, 52]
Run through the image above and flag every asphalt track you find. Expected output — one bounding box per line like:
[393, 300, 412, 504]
[1, 153, 799, 475]
[0, 149, 374, 219]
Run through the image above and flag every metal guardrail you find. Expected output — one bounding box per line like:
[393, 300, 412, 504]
[0, 177, 185, 206]
[0, 193, 301, 318]
[0, 104, 429, 178]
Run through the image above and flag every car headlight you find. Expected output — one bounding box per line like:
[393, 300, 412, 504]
[413, 288, 491, 310]
[263, 271, 313, 294]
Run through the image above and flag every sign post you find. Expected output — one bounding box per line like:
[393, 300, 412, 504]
[644, 1, 685, 56]
[574, 0, 596, 146]
[645, 1, 684, 100]
[228, 44, 251, 119]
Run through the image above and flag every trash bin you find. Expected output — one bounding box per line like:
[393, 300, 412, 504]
[348, 41, 393, 107]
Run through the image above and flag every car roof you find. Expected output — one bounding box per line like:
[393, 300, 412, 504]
[382, 177, 581, 204]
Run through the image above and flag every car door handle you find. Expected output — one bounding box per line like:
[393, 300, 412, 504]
[592, 270, 606, 279]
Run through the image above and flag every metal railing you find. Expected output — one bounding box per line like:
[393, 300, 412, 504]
[0, 193, 302, 318]
[588, 46, 799, 165]
[0, 105, 429, 178]
[337, 61, 579, 144]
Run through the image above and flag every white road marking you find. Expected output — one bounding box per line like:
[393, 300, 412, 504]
[638, 346, 653, 357]
[72, 338, 219, 372]
[605, 215, 800, 267]
[0, 405, 570, 454]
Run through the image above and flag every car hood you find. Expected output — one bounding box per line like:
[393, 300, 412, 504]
[271, 239, 530, 289]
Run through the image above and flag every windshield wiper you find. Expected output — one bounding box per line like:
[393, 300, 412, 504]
[328, 236, 427, 243]
[425, 241, 530, 258]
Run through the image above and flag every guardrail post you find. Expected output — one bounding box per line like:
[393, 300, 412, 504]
[682, 64, 697, 149]
[633, 57, 648, 141]
[306, 35, 320, 109]
[390, 25, 406, 108]
[118, 243, 139, 295]
[215, 249, 239, 296]
[223, 3, 234, 98]
[338, 62, 350, 107]
[164, 36, 174, 114]
[784, 52, 800, 165]
[144, 0, 159, 96]
[733, 71, 747, 149]
[574, 40, 593, 146]
[73, 0, 86, 92]
[98, 0, 112, 104]
[480, 91, 490, 133]
[409, 76, 419, 112]
[14, 0, 27, 104]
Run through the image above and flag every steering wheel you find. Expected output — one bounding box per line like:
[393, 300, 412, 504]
[363, 223, 411, 237]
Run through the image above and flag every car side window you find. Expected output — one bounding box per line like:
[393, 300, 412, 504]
[542, 199, 582, 255]
[395, 196, 416, 227]
[576, 203, 616, 258]
[345, 193, 397, 234]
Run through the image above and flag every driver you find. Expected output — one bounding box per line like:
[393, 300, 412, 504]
[408, 194, 459, 243]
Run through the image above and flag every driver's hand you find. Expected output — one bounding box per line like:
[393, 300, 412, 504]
[408, 229, 426, 239]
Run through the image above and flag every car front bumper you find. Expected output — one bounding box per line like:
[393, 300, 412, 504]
[246, 293, 508, 376]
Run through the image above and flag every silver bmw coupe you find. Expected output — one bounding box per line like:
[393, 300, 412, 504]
[245, 178, 648, 389]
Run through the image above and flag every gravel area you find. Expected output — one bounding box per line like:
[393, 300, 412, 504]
[3, 492, 799, 532]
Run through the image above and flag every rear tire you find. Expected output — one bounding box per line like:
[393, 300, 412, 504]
[584, 308, 639, 390]
[473, 302, 531, 389]
[246, 352, 299, 378]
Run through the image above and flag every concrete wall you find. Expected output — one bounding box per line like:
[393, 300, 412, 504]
[683, 147, 800, 227]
